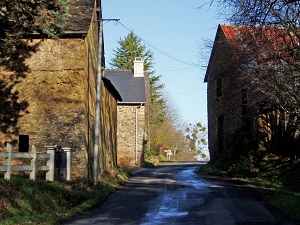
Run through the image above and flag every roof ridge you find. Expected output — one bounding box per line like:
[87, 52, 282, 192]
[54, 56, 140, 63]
[105, 68, 132, 72]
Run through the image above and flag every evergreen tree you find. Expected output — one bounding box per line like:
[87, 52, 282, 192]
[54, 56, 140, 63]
[110, 31, 153, 70]
[110, 31, 170, 164]
[0, 0, 69, 55]
[109, 31, 166, 115]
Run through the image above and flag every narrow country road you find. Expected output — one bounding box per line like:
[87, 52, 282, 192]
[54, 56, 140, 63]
[63, 162, 295, 225]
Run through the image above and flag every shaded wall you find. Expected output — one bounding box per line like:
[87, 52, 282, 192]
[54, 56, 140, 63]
[207, 30, 244, 161]
[83, 3, 98, 180]
[206, 30, 258, 161]
[99, 80, 118, 172]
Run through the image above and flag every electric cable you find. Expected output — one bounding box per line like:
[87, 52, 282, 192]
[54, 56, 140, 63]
[116, 21, 200, 68]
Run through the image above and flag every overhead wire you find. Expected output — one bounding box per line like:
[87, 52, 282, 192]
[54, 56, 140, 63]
[116, 21, 200, 68]
[157, 67, 198, 73]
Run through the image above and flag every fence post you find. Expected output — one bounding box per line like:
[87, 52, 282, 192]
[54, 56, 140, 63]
[30, 145, 37, 180]
[46, 149, 55, 182]
[4, 143, 12, 180]
[64, 147, 71, 181]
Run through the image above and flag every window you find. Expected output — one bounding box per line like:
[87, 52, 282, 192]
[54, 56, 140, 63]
[217, 78, 222, 97]
[19, 135, 29, 152]
[217, 116, 224, 155]
[242, 88, 248, 115]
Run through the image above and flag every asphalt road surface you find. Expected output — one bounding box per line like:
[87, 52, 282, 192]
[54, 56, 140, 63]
[63, 162, 295, 225]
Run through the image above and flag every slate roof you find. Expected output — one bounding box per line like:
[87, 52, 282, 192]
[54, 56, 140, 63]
[105, 69, 146, 104]
[102, 77, 122, 102]
[64, 0, 96, 32]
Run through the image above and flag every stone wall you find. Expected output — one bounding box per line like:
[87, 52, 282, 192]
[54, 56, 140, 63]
[82, 4, 98, 180]
[0, 3, 119, 181]
[99, 81, 118, 172]
[117, 105, 146, 166]
[207, 30, 244, 161]
[206, 29, 257, 161]
[0, 37, 88, 179]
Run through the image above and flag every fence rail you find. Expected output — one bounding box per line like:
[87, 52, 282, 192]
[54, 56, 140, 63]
[0, 143, 54, 181]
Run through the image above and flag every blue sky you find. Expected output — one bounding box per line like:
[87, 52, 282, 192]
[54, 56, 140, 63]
[102, 0, 224, 125]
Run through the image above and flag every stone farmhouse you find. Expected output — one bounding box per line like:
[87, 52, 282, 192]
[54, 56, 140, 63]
[205, 24, 299, 161]
[105, 58, 151, 166]
[0, 0, 122, 181]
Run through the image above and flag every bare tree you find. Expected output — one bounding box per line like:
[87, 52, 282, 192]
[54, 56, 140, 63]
[211, 0, 300, 29]
[209, 0, 300, 157]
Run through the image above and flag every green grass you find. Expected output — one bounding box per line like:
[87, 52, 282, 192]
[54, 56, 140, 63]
[159, 154, 177, 162]
[0, 170, 127, 225]
[201, 162, 300, 224]
[263, 189, 300, 222]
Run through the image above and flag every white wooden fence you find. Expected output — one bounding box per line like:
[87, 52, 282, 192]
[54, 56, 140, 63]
[0, 143, 54, 181]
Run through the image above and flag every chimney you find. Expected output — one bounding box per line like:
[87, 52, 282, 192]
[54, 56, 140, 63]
[133, 57, 144, 77]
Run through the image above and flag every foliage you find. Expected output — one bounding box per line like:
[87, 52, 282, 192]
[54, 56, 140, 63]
[202, 157, 300, 223]
[212, 0, 300, 30]
[264, 189, 300, 223]
[144, 144, 160, 167]
[0, 0, 69, 148]
[0, 169, 127, 224]
[110, 31, 153, 70]
[209, 0, 300, 105]
[0, 0, 69, 55]
[109, 31, 202, 163]
[208, 0, 300, 159]
[109, 31, 165, 106]
[149, 97, 194, 161]
[109, 31, 166, 111]
[185, 122, 207, 157]
[150, 75, 165, 105]
[109, 31, 177, 162]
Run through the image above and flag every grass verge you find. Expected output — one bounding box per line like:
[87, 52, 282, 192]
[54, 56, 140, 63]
[201, 163, 300, 224]
[0, 169, 128, 225]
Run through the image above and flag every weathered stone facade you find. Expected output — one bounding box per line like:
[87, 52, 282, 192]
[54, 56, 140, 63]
[205, 25, 257, 161]
[99, 78, 119, 172]
[0, 1, 119, 181]
[105, 63, 150, 167]
[117, 105, 146, 166]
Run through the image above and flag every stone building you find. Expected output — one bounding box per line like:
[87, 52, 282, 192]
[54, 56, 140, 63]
[0, 0, 122, 181]
[205, 24, 298, 161]
[105, 58, 151, 166]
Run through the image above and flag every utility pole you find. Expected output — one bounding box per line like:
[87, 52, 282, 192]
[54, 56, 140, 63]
[93, 2, 119, 185]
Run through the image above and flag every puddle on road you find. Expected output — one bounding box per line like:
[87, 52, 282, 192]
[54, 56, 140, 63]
[141, 194, 189, 225]
[140, 166, 209, 225]
[174, 166, 207, 190]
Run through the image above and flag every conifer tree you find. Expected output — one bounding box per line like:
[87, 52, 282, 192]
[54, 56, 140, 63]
[109, 31, 166, 114]
[110, 31, 170, 163]
[0, 0, 69, 55]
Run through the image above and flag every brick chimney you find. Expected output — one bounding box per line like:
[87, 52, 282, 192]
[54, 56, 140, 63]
[133, 57, 144, 77]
